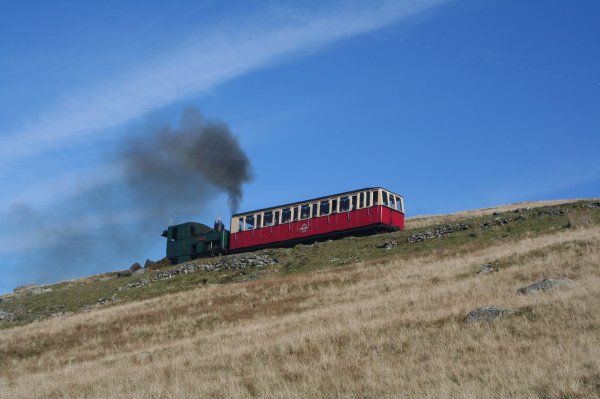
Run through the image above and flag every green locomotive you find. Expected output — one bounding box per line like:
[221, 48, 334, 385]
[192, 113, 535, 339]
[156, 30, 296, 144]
[161, 220, 229, 264]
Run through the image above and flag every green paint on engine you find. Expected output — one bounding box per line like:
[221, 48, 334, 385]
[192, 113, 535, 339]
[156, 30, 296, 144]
[161, 221, 229, 264]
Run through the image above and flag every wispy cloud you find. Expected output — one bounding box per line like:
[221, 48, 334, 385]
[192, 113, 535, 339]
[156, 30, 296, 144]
[0, 0, 448, 167]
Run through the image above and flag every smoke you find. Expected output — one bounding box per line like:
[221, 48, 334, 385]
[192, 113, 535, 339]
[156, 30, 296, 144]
[121, 107, 253, 216]
[2, 108, 253, 290]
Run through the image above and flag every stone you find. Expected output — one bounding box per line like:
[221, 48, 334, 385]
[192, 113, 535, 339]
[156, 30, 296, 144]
[464, 306, 520, 323]
[117, 270, 132, 277]
[478, 264, 494, 274]
[129, 262, 142, 273]
[30, 287, 52, 295]
[144, 259, 156, 269]
[0, 310, 15, 322]
[516, 278, 573, 295]
[378, 240, 397, 250]
[408, 223, 470, 243]
[133, 268, 146, 275]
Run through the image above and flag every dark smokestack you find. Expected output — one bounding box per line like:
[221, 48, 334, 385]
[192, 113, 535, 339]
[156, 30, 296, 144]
[121, 107, 253, 217]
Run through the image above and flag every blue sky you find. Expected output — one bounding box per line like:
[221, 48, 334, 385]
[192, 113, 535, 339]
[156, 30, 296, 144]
[1, 0, 599, 293]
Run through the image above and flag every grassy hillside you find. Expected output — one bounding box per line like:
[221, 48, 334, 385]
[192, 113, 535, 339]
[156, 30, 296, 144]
[1, 199, 599, 398]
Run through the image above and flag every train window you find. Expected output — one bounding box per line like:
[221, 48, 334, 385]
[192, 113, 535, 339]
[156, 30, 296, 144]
[332, 199, 338, 213]
[238, 217, 244, 231]
[359, 192, 365, 208]
[257, 214, 262, 228]
[397, 196, 403, 211]
[246, 215, 255, 230]
[263, 212, 273, 226]
[274, 211, 280, 225]
[389, 195, 395, 209]
[171, 227, 178, 240]
[301, 204, 310, 219]
[312, 203, 318, 218]
[320, 200, 330, 215]
[293, 207, 299, 221]
[190, 225, 196, 235]
[382, 191, 388, 206]
[352, 195, 357, 210]
[282, 208, 291, 223]
[340, 196, 349, 212]
[373, 191, 379, 205]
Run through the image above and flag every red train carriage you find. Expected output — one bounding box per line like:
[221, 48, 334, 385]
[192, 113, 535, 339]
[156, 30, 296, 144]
[229, 187, 404, 253]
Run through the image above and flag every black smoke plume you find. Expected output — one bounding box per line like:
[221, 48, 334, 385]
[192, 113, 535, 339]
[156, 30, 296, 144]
[4, 108, 253, 290]
[121, 107, 253, 216]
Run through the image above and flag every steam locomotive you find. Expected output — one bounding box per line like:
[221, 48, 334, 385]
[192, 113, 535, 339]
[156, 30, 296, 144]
[162, 187, 405, 264]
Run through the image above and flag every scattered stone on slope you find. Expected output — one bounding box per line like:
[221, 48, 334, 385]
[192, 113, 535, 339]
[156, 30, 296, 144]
[479, 215, 525, 228]
[378, 240, 397, 250]
[407, 223, 470, 243]
[516, 278, 573, 295]
[478, 264, 495, 274]
[0, 310, 15, 322]
[534, 208, 566, 217]
[464, 306, 520, 323]
[584, 201, 600, 209]
[117, 252, 278, 290]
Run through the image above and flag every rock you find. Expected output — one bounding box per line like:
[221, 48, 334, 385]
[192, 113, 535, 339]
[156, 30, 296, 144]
[30, 287, 52, 295]
[144, 259, 156, 269]
[408, 223, 470, 243]
[133, 268, 146, 275]
[117, 270, 132, 277]
[464, 306, 520, 323]
[378, 240, 397, 250]
[516, 278, 573, 295]
[0, 310, 15, 322]
[478, 264, 495, 274]
[129, 262, 142, 273]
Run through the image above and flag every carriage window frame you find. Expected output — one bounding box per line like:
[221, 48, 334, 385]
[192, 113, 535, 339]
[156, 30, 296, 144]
[246, 215, 255, 230]
[282, 208, 291, 223]
[263, 211, 273, 226]
[320, 200, 330, 216]
[340, 196, 350, 212]
[300, 204, 310, 219]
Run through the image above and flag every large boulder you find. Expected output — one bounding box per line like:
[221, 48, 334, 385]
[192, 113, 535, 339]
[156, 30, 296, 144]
[517, 278, 573, 295]
[464, 306, 520, 323]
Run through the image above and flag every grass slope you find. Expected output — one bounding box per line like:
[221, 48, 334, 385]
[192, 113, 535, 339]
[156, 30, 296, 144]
[1, 199, 599, 398]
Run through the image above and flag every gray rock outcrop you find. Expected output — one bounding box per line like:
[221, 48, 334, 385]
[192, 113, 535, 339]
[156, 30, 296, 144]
[129, 263, 142, 273]
[464, 306, 520, 323]
[478, 264, 495, 274]
[116, 269, 132, 277]
[516, 278, 573, 295]
[408, 223, 470, 243]
[118, 252, 278, 290]
[0, 310, 15, 322]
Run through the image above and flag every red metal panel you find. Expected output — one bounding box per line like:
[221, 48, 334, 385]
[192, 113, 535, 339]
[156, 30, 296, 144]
[229, 206, 404, 251]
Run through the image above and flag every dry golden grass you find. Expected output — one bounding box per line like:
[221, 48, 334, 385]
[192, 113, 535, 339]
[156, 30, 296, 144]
[1, 226, 600, 398]
[406, 199, 582, 229]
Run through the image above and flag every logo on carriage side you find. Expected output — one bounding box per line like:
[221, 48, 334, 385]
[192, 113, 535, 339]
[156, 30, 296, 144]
[299, 223, 309, 233]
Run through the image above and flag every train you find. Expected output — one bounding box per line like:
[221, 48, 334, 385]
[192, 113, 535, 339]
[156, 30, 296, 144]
[162, 187, 405, 264]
